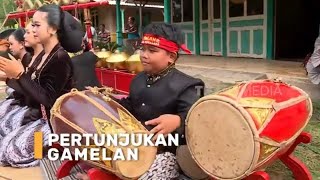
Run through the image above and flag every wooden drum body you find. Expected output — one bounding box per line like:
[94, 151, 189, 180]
[186, 80, 312, 180]
[50, 88, 157, 179]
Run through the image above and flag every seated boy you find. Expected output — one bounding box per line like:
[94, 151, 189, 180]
[77, 22, 205, 180]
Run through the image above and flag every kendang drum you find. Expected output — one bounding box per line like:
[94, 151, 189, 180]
[50, 87, 157, 179]
[186, 79, 312, 180]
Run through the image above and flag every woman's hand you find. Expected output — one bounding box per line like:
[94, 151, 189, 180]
[0, 54, 24, 79]
[145, 114, 181, 141]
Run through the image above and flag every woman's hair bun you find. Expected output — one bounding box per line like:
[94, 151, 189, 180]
[59, 11, 85, 53]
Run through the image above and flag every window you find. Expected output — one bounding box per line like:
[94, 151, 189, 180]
[229, 0, 264, 17]
[213, 0, 221, 19]
[229, 0, 244, 17]
[91, 9, 99, 28]
[183, 0, 193, 21]
[172, 0, 182, 23]
[172, 0, 193, 22]
[247, 0, 264, 16]
[202, 0, 208, 20]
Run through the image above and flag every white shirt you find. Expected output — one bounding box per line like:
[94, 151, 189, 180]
[84, 26, 97, 41]
[306, 36, 320, 84]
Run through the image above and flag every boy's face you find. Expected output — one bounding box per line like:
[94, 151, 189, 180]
[140, 44, 176, 74]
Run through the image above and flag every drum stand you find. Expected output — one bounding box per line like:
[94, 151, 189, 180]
[239, 132, 313, 180]
[55, 132, 312, 180]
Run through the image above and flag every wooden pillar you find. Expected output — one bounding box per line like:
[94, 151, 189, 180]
[121, 8, 125, 32]
[84, 8, 93, 49]
[194, 0, 200, 55]
[266, 0, 275, 60]
[164, 0, 171, 23]
[139, 4, 143, 36]
[222, 0, 227, 57]
[116, 0, 123, 47]
[19, 17, 26, 27]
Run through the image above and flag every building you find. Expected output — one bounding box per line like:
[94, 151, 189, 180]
[169, 0, 320, 60]
[170, 0, 272, 59]
[77, 0, 164, 42]
[80, 0, 320, 60]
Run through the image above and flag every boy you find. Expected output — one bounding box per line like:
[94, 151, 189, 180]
[77, 23, 205, 179]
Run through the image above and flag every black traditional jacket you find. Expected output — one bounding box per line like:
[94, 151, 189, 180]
[6, 44, 73, 121]
[71, 51, 101, 90]
[118, 67, 205, 153]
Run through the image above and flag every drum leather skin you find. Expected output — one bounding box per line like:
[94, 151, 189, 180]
[186, 79, 312, 180]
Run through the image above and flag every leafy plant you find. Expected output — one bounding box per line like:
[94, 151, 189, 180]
[94, 41, 121, 53]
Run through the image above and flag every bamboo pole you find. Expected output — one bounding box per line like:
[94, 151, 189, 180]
[84, 8, 93, 49]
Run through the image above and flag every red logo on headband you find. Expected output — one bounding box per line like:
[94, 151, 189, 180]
[141, 34, 191, 54]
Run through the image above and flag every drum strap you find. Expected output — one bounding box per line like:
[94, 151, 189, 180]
[254, 137, 282, 147]
[272, 95, 308, 111]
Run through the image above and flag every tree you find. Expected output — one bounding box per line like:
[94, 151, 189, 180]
[0, 0, 18, 28]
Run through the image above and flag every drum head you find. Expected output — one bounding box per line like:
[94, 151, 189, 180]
[186, 98, 256, 179]
[176, 145, 209, 180]
[115, 145, 157, 179]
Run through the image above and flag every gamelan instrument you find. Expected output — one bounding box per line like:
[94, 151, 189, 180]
[106, 50, 129, 70]
[96, 48, 112, 68]
[186, 79, 312, 180]
[125, 50, 143, 74]
[50, 87, 157, 179]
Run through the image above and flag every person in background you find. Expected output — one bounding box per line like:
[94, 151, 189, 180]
[3, 28, 32, 96]
[0, 40, 10, 52]
[0, 29, 14, 80]
[8, 28, 32, 68]
[125, 16, 141, 53]
[84, 25, 97, 42]
[97, 24, 110, 43]
[306, 36, 320, 84]
[0, 22, 44, 127]
[71, 38, 101, 90]
[125, 16, 140, 40]
[0, 29, 15, 51]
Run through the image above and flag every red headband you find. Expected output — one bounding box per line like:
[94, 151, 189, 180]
[141, 34, 191, 54]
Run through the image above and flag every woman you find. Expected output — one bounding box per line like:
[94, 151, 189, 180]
[2, 28, 32, 95]
[0, 4, 83, 167]
[0, 24, 44, 125]
[124, 17, 141, 53]
[71, 38, 101, 90]
[0, 29, 15, 51]
[8, 28, 32, 68]
[125, 16, 139, 39]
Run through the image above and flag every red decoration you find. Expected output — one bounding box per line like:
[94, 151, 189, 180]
[15, 0, 24, 8]
[87, 169, 122, 180]
[7, 1, 109, 19]
[96, 68, 135, 95]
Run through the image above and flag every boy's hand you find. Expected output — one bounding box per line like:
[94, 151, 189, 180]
[145, 114, 181, 141]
